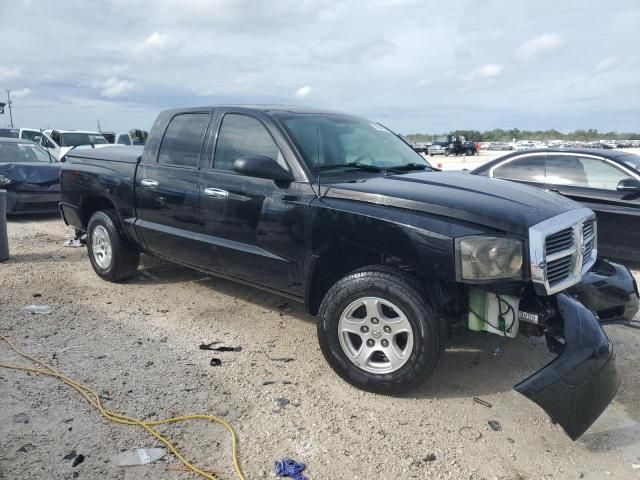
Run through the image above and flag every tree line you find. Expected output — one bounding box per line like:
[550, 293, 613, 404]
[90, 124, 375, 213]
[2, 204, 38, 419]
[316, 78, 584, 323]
[404, 128, 640, 143]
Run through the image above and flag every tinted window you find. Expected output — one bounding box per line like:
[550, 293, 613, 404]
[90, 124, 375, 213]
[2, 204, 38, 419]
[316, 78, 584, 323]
[0, 128, 19, 138]
[158, 113, 210, 168]
[60, 133, 108, 147]
[117, 134, 131, 145]
[618, 154, 640, 171]
[546, 155, 631, 190]
[214, 114, 286, 172]
[492, 156, 545, 182]
[21, 130, 42, 142]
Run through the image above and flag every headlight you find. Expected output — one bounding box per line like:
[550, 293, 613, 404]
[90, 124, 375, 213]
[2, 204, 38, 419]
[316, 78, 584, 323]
[0, 175, 14, 187]
[456, 236, 523, 281]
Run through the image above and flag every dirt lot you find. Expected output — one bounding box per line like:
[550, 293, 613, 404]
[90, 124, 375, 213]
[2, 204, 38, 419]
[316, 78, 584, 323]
[1, 216, 639, 480]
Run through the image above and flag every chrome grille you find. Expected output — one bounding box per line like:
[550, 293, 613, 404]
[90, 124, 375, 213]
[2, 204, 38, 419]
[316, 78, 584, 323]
[582, 220, 595, 266]
[529, 208, 598, 295]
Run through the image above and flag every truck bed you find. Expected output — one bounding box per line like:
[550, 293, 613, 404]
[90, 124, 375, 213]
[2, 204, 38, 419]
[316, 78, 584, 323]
[63, 145, 144, 164]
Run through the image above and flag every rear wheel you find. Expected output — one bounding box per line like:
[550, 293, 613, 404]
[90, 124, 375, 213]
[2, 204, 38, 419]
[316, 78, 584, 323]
[87, 210, 139, 282]
[317, 266, 444, 394]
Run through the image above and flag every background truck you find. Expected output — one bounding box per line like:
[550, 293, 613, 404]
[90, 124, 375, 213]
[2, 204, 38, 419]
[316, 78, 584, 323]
[60, 105, 638, 439]
[429, 134, 478, 156]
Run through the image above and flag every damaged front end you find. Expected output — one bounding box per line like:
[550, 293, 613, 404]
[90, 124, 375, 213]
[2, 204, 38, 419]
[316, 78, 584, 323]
[515, 293, 620, 440]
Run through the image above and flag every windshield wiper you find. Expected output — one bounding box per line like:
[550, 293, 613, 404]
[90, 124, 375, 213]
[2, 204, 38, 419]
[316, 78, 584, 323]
[386, 162, 433, 172]
[315, 162, 383, 172]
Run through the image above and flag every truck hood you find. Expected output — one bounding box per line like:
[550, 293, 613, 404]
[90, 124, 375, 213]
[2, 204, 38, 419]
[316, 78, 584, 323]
[324, 171, 581, 236]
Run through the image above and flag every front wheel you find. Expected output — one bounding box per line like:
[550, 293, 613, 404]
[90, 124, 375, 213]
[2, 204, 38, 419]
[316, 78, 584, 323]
[87, 210, 139, 282]
[317, 266, 444, 394]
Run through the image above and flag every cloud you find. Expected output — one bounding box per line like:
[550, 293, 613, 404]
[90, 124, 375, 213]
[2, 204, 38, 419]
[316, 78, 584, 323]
[294, 85, 312, 98]
[0, 67, 21, 81]
[11, 87, 31, 98]
[465, 63, 505, 82]
[130, 32, 170, 59]
[516, 33, 562, 61]
[594, 56, 619, 72]
[95, 77, 134, 97]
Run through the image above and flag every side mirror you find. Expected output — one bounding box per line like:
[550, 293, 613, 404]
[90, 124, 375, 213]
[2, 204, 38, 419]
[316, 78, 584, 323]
[616, 178, 640, 194]
[233, 155, 294, 183]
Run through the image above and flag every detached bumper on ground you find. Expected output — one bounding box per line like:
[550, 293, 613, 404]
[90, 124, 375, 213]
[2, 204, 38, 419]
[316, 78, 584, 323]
[515, 293, 620, 440]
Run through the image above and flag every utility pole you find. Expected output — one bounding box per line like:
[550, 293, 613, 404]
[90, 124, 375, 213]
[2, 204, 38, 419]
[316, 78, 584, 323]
[5, 90, 13, 128]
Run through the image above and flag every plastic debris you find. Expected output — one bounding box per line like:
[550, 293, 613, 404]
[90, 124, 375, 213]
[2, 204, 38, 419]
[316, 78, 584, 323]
[63, 238, 83, 248]
[493, 347, 502, 356]
[63, 450, 77, 460]
[270, 357, 295, 363]
[212, 346, 242, 352]
[199, 341, 222, 350]
[115, 447, 166, 466]
[210, 358, 222, 367]
[424, 453, 437, 462]
[488, 420, 502, 431]
[275, 458, 308, 480]
[473, 397, 492, 408]
[25, 305, 51, 315]
[72, 454, 85, 467]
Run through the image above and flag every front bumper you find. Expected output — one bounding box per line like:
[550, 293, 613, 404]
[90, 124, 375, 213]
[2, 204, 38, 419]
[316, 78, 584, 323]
[515, 293, 620, 440]
[5, 190, 61, 215]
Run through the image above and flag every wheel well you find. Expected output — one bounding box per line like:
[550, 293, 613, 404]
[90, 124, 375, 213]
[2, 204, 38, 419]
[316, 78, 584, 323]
[80, 196, 116, 229]
[307, 244, 418, 316]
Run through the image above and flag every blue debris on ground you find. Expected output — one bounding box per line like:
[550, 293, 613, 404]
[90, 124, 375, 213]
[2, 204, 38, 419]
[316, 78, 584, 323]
[275, 458, 308, 480]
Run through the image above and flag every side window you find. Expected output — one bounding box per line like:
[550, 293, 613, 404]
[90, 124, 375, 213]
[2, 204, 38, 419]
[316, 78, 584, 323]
[117, 134, 131, 145]
[50, 131, 61, 146]
[214, 114, 287, 172]
[546, 155, 631, 190]
[41, 135, 55, 148]
[492, 156, 545, 182]
[158, 113, 210, 168]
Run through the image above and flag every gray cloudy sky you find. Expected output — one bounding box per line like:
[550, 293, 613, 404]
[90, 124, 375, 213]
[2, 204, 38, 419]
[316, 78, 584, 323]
[2, 0, 639, 134]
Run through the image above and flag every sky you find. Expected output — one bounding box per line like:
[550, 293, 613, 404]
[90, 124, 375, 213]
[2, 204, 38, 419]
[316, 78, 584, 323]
[1, 0, 639, 135]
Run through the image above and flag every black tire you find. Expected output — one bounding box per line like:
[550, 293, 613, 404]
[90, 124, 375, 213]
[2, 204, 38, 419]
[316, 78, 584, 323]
[317, 266, 444, 394]
[87, 210, 139, 282]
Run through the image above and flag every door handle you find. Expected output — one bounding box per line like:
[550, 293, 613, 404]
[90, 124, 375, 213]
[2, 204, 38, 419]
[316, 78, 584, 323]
[203, 187, 229, 199]
[141, 179, 159, 188]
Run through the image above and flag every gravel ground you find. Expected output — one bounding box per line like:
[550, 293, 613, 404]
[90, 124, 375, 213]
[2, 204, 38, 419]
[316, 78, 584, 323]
[1, 216, 639, 480]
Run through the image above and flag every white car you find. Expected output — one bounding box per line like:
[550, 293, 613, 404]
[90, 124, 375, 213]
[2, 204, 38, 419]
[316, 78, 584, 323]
[115, 130, 147, 146]
[39, 129, 109, 160]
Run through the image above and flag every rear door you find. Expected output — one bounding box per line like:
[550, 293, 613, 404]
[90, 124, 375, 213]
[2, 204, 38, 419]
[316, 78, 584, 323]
[136, 111, 211, 266]
[545, 153, 640, 261]
[197, 111, 305, 294]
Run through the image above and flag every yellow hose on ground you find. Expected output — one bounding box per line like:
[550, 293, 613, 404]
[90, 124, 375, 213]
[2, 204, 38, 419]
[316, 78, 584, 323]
[0, 335, 245, 480]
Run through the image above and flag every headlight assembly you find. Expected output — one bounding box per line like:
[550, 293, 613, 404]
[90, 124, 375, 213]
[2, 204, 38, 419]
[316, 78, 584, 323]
[0, 175, 14, 187]
[456, 235, 523, 281]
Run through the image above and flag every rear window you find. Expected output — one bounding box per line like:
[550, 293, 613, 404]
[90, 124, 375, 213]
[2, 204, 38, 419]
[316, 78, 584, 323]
[0, 142, 51, 163]
[59, 133, 108, 147]
[493, 156, 546, 182]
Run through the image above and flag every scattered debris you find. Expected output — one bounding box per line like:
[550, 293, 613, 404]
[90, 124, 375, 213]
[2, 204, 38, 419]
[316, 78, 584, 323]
[507, 437, 515, 444]
[493, 347, 502, 356]
[275, 458, 308, 480]
[32, 293, 41, 298]
[211, 346, 242, 352]
[488, 420, 502, 431]
[277, 303, 293, 315]
[13, 412, 30, 424]
[424, 453, 437, 462]
[159, 336, 168, 343]
[63, 239, 84, 248]
[71, 454, 85, 467]
[17, 444, 35, 453]
[263, 381, 276, 386]
[210, 358, 222, 367]
[199, 341, 222, 350]
[25, 304, 51, 315]
[115, 447, 166, 466]
[472, 397, 492, 408]
[63, 450, 77, 461]
[275, 397, 290, 408]
[145, 361, 154, 367]
[270, 357, 295, 363]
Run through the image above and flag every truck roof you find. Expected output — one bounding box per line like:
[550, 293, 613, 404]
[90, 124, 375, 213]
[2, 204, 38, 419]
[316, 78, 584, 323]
[161, 105, 349, 116]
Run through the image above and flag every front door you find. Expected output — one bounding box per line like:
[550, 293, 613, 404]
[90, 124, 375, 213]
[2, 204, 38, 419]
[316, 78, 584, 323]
[198, 112, 306, 295]
[545, 154, 640, 262]
[136, 112, 211, 266]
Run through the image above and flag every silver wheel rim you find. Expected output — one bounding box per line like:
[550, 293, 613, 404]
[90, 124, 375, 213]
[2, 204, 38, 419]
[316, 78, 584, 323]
[92, 225, 113, 269]
[338, 297, 414, 374]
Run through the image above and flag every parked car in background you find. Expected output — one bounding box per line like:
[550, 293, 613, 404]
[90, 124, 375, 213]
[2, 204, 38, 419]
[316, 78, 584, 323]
[116, 129, 148, 146]
[0, 138, 60, 214]
[0, 128, 19, 138]
[19, 128, 43, 143]
[101, 131, 116, 143]
[39, 129, 109, 160]
[471, 148, 640, 263]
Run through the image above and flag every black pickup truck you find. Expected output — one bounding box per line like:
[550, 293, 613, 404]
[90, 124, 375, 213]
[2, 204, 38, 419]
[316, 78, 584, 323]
[60, 106, 639, 440]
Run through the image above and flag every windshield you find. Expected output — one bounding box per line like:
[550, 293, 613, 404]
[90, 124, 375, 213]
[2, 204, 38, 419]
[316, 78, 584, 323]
[619, 154, 640, 171]
[21, 130, 42, 142]
[60, 132, 108, 147]
[0, 128, 19, 138]
[276, 114, 431, 174]
[0, 142, 52, 163]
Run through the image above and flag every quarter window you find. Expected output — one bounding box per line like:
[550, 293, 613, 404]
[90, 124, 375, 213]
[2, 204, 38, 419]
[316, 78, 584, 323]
[546, 155, 631, 190]
[213, 114, 287, 172]
[158, 113, 210, 168]
[492, 156, 546, 182]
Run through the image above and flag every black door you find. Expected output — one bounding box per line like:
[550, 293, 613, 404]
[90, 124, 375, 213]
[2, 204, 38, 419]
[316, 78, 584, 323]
[136, 112, 210, 266]
[545, 154, 640, 262]
[198, 112, 307, 295]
